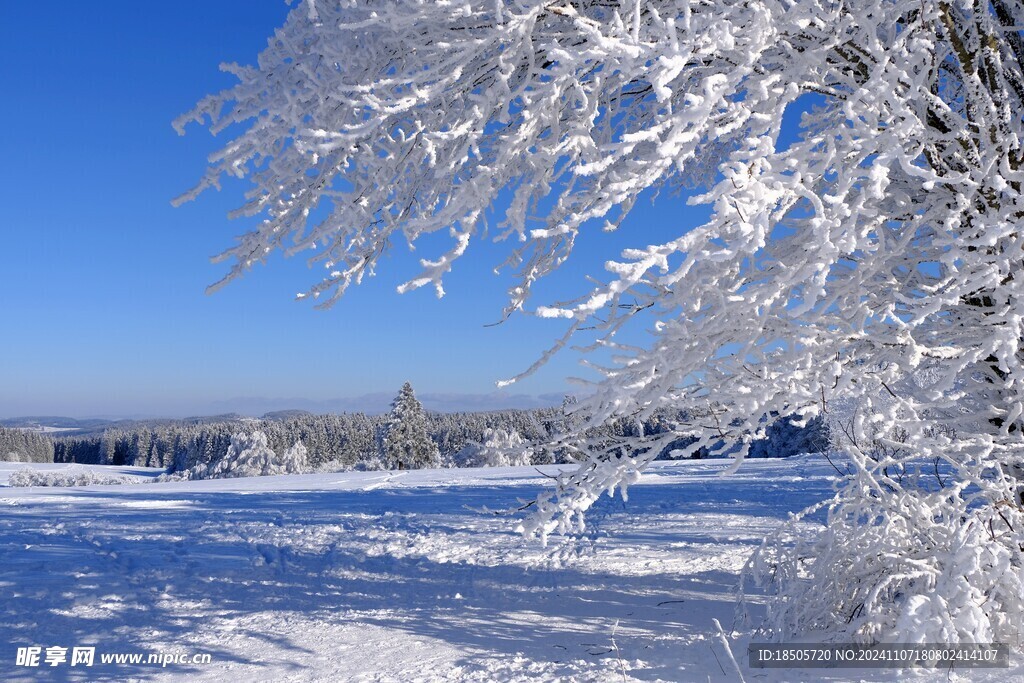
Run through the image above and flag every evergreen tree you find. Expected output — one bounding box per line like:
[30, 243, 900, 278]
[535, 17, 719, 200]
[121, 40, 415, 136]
[382, 382, 440, 470]
[207, 431, 280, 478]
[280, 440, 308, 474]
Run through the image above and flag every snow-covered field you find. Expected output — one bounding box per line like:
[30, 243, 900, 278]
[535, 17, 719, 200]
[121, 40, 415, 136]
[0, 458, 1018, 682]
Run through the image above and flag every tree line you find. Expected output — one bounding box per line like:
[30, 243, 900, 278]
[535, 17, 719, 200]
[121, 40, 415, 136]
[0, 428, 55, 463]
[4, 387, 828, 471]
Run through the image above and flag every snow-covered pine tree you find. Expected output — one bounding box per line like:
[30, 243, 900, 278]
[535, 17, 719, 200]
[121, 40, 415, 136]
[208, 431, 281, 478]
[383, 383, 440, 470]
[280, 440, 308, 474]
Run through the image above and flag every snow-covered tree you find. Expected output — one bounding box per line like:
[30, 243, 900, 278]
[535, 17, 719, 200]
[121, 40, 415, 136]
[383, 383, 440, 470]
[209, 431, 279, 478]
[0, 428, 54, 463]
[457, 428, 534, 468]
[279, 440, 309, 474]
[178, 0, 1024, 644]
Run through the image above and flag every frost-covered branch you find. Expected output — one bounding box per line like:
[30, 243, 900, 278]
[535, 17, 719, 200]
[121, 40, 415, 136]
[179, 0, 1024, 643]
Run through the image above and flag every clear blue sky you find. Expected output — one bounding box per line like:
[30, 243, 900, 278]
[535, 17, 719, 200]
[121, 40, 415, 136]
[0, 1, 710, 418]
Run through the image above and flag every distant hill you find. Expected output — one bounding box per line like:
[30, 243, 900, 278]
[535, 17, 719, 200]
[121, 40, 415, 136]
[0, 414, 253, 438]
[0, 416, 115, 433]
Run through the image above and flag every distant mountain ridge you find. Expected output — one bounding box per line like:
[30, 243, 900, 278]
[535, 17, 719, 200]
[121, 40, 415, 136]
[1, 393, 566, 431]
[0, 394, 565, 437]
[1, 414, 250, 438]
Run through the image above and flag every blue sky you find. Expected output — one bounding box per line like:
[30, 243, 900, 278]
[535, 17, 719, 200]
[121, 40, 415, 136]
[0, 1, 709, 418]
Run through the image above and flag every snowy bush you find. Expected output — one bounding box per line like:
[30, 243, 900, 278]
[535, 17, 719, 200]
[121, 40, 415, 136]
[350, 455, 389, 472]
[457, 429, 534, 468]
[748, 448, 1024, 646]
[7, 468, 133, 487]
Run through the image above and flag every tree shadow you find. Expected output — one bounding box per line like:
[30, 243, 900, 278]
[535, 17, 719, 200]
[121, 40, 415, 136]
[0, 468, 836, 681]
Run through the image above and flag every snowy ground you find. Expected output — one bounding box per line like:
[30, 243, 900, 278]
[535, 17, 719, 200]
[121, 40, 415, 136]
[0, 458, 1019, 682]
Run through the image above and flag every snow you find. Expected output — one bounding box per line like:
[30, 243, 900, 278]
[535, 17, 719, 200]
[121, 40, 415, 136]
[0, 458, 1019, 681]
[13, 426, 80, 434]
[0, 462, 161, 483]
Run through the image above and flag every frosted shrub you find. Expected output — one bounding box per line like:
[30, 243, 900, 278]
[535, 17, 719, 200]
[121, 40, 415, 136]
[351, 454, 389, 472]
[748, 437, 1024, 648]
[8, 468, 133, 487]
[458, 429, 534, 468]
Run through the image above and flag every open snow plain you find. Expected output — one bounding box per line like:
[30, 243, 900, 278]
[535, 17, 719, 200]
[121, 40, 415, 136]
[1, 457, 1020, 682]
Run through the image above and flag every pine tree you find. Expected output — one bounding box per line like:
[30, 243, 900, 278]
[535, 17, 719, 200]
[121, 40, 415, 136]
[382, 382, 440, 470]
[208, 431, 279, 478]
[280, 440, 308, 474]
